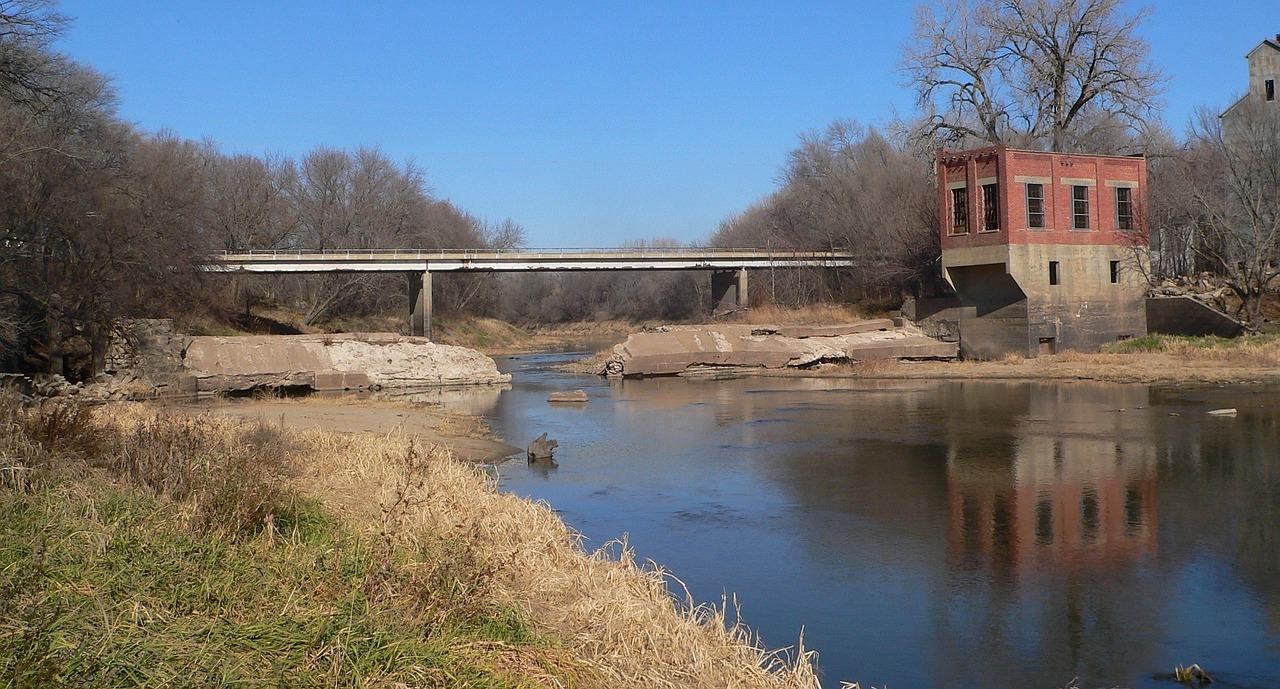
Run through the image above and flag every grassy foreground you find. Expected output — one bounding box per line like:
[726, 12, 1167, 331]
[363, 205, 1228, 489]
[0, 394, 820, 688]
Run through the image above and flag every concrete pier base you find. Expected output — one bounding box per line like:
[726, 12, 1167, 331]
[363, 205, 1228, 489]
[408, 271, 432, 339]
[711, 269, 748, 313]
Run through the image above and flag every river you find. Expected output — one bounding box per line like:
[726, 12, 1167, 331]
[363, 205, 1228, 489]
[478, 351, 1280, 689]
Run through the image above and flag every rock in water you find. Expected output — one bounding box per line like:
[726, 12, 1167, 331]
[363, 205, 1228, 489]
[548, 389, 588, 403]
[527, 432, 559, 459]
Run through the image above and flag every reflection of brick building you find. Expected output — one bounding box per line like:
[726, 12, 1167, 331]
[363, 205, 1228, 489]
[947, 435, 1158, 572]
[913, 145, 1148, 358]
[947, 462, 1157, 573]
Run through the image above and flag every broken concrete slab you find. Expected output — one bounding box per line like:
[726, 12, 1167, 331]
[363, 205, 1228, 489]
[604, 321, 957, 377]
[841, 336, 959, 361]
[181, 333, 509, 394]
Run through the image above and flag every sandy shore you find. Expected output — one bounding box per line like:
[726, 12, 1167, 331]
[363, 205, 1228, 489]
[184, 398, 523, 462]
[812, 352, 1280, 385]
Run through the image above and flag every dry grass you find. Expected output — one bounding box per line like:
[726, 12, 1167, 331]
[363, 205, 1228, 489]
[1, 396, 583, 686]
[832, 333, 1280, 385]
[26, 399, 819, 687]
[731, 303, 866, 326]
[291, 430, 821, 689]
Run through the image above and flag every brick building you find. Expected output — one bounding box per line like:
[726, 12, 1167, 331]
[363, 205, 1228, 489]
[913, 144, 1148, 358]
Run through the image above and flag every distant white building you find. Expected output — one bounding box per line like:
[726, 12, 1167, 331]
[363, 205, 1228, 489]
[1221, 34, 1280, 136]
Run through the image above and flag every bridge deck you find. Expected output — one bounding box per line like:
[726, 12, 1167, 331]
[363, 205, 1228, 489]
[207, 248, 855, 273]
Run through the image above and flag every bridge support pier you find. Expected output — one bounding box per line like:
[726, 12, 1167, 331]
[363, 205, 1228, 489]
[408, 270, 432, 339]
[711, 269, 748, 314]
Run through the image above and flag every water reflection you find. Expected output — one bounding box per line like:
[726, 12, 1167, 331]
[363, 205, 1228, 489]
[487, 361, 1280, 689]
[945, 383, 1158, 575]
[374, 383, 509, 415]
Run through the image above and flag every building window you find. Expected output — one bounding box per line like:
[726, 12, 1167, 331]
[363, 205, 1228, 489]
[1110, 260, 1120, 284]
[951, 187, 968, 234]
[1049, 260, 1060, 285]
[1026, 183, 1045, 228]
[1072, 185, 1090, 229]
[1268, 79, 1276, 102]
[1115, 186, 1134, 231]
[981, 183, 999, 231]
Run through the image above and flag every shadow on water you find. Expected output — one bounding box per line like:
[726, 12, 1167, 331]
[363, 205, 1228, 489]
[483, 355, 1280, 689]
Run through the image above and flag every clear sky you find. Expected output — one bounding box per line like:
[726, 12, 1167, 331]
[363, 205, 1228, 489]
[54, 1, 1280, 248]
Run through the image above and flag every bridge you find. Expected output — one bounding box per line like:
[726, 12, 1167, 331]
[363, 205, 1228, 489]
[206, 248, 856, 338]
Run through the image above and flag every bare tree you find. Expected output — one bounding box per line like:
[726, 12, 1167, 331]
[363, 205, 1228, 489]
[207, 151, 294, 251]
[1164, 103, 1280, 326]
[712, 120, 938, 307]
[903, 0, 1165, 152]
[0, 0, 68, 108]
[284, 147, 435, 325]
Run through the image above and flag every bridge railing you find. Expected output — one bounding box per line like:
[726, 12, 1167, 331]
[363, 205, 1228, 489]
[216, 247, 854, 260]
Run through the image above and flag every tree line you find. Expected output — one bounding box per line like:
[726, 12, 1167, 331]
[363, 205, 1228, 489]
[0, 1, 526, 376]
[3, 0, 1279, 380]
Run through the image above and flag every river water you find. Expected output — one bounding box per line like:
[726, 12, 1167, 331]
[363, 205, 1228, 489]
[477, 352, 1280, 689]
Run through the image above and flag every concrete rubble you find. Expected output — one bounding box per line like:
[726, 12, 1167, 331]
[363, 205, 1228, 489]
[602, 319, 957, 377]
[181, 333, 510, 394]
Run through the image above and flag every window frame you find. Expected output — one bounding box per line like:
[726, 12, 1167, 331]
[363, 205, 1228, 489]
[1048, 260, 1060, 286]
[981, 183, 1000, 232]
[1110, 260, 1120, 284]
[1072, 185, 1090, 230]
[1115, 186, 1134, 231]
[1026, 183, 1045, 229]
[950, 186, 969, 235]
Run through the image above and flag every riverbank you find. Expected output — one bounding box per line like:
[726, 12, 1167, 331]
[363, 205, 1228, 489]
[783, 334, 1280, 385]
[0, 393, 820, 688]
[561, 328, 1280, 385]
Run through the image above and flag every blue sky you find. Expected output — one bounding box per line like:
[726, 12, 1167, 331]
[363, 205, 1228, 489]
[56, 1, 1280, 248]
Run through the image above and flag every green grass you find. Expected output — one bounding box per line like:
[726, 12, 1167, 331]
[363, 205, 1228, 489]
[0, 395, 575, 687]
[1, 488, 543, 686]
[1104, 332, 1280, 354]
[1105, 334, 1166, 353]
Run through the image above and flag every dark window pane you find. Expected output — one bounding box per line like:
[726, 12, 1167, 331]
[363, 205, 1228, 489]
[983, 183, 999, 231]
[951, 187, 968, 233]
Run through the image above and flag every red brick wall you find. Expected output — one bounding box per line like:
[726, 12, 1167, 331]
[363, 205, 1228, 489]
[938, 146, 1146, 251]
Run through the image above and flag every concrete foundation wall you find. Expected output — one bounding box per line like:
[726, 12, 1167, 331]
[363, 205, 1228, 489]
[913, 298, 1029, 360]
[1008, 244, 1147, 354]
[923, 244, 1147, 358]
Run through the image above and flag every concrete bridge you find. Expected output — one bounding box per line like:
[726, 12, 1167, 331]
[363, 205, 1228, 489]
[206, 248, 856, 338]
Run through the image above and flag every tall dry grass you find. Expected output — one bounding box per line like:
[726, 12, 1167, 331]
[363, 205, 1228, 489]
[2, 394, 820, 688]
[293, 430, 822, 689]
[731, 303, 866, 326]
